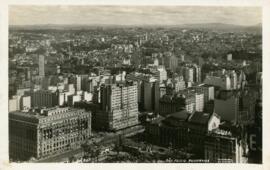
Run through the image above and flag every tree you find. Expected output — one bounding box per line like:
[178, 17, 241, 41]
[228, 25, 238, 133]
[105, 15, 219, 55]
[81, 142, 94, 162]
[93, 146, 101, 162]
[114, 141, 122, 157]
[68, 156, 76, 163]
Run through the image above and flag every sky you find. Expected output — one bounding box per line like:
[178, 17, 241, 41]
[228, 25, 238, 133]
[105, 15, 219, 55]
[9, 6, 261, 26]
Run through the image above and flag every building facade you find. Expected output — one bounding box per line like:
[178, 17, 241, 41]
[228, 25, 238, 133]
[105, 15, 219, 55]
[205, 130, 245, 163]
[9, 107, 91, 161]
[214, 91, 240, 124]
[94, 81, 139, 131]
[27, 90, 58, 108]
[39, 55, 45, 77]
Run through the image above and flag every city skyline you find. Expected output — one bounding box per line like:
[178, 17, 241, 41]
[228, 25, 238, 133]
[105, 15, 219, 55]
[8, 5, 262, 163]
[9, 6, 261, 26]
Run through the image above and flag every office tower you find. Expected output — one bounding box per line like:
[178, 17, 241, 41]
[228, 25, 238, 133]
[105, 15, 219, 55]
[9, 97, 19, 112]
[9, 107, 91, 161]
[153, 58, 159, 66]
[94, 81, 139, 131]
[196, 84, 215, 104]
[27, 90, 58, 108]
[9, 94, 32, 112]
[227, 53, 232, 61]
[143, 79, 160, 113]
[126, 72, 160, 112]
[68, 75, 82, 92]
[20, 95, 31, 110]
[67, 94, 82, 106]
[238, 71, 247, 89]
[214, 91, 239, 124]
[230, 70, 237, 90]
[41, 77, 50, 90]
[39, 55, 45, 77]
[180, 54, 185, 62]
[25, 68, 31, 80]
[64, 84, 75, 94]
[195, 92, 204, 112]
[187, 112, 221, 156]
[205, 129, 245, 163]
[174, 80, 186, 92]
[57, 92, 65, 106]
[193, 64, 201, 83]
[164, 54, 178, 72]
[183, 67, 194, 83]
[75, 75, 81, 91]
[159, 94, 183, 116]
[146, 111, 190, 147]
[85, 77, 98, 93]
[179, 92, 196, 113]
[80, 75, 90, 92]
[204, 75, 231, 90]
[153, 66, 167, 83]
[83, 91, 93, 102]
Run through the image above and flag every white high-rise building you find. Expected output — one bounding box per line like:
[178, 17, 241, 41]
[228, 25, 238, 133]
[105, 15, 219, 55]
[67, 94, 82, 106]
[21, 95, 31, 110]
[154, 58, 159, 66]
[153, 66, 167, 83]
[75, 75, 81, 91]
[98, 81, 139, 131]
[39, 55, 45, 77]
[184, 67, 194, 83]
[227, 54, 232, 61]
[195, 93, 204, 112]
[193, 65, 201, 83]
[230, 70, 238, 90]
[58, 92, 65, 106]
[9, 97, 19, 112]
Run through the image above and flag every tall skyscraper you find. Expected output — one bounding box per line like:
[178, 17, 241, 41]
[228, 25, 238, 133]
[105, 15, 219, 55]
[94, 81, 139, 131]
[154, 66, 167, 83]
[230, 70, 238, 90]
[183, 67, 194, 83]
[143, 79, 160, 113]
[164, 53, 178, 72]
[75, 75, 82, 91]
[39, 55, 45, 77]
[214, 91, 239, 124]
[193, 64, 201, 83]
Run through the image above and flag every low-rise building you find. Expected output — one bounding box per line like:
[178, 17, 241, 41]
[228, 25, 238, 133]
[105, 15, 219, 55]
[205, 129, 246, 163]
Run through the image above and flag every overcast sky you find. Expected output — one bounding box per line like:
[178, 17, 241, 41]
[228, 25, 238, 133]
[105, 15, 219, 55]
[9, 6, 261, 26]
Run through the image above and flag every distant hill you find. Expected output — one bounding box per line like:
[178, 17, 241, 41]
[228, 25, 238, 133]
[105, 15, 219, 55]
[181, 23, 262, 33]
[9, 23, 262, 33]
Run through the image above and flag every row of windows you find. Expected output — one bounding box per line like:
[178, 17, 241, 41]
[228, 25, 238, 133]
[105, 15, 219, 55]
[40, 113, 90, 123]
[41, 136, 86, 154]
[42, 126, 89, 139]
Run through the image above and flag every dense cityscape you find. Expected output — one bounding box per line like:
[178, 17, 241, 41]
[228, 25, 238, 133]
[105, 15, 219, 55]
[8, 20, 262, 163]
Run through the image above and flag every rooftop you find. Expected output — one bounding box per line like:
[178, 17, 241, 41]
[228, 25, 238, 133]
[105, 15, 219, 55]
[167, 110, 190, 120]
[188, 112, 211, 125]
[9, 107, 86, 119]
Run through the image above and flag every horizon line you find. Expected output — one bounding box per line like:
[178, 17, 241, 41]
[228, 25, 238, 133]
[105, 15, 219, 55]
[9, 22, 262, 27]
